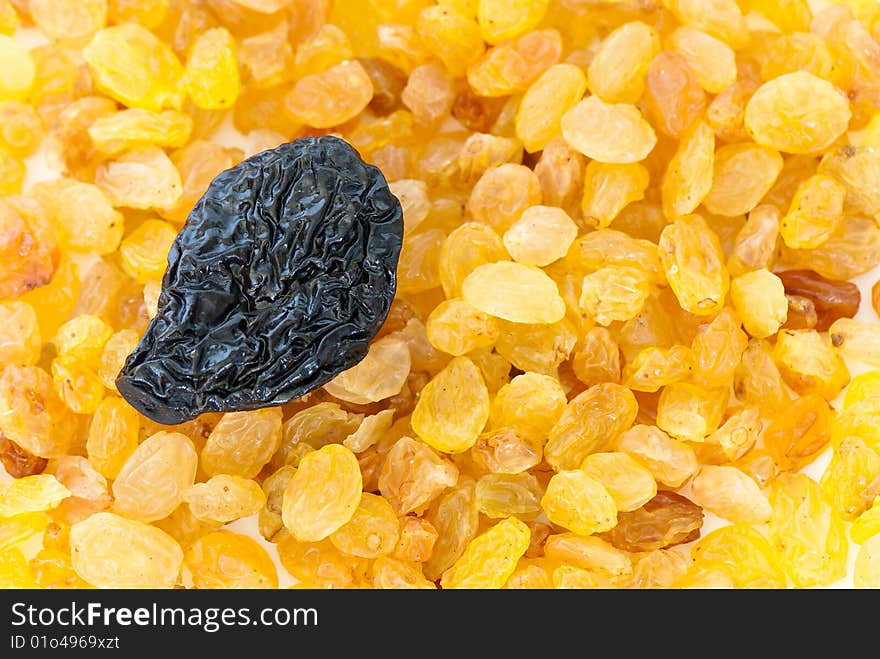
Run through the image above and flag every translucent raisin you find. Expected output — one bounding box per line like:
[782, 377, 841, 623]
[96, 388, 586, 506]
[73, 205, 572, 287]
[605, 491, 703, 553]
[777, 269, 860, 331]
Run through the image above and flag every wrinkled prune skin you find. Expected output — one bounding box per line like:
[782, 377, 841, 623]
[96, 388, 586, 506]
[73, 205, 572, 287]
[117, 136, 403, 424]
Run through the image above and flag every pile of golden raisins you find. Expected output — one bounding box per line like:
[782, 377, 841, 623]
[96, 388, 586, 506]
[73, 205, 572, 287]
[4, 0, 880, 589]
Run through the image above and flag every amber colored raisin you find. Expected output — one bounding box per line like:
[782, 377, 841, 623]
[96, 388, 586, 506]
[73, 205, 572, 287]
[643, 51, 707, 139]
[0, 436, 48, 478]
[776, 269, 861, 332]
[360, 57, 407, 116]
[605, 491, 703, 553]
[763, 393, 832, 471]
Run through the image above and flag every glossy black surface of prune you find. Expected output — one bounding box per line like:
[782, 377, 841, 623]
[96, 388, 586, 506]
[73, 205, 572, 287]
[116, 136, 403, 424]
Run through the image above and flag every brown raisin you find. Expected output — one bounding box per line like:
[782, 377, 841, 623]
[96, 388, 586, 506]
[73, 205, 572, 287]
[777, 269, 861, 331]
[604, 491, 704, 552]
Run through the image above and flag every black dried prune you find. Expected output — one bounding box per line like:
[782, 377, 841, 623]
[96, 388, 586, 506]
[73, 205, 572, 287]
[116, 136, 403, 425]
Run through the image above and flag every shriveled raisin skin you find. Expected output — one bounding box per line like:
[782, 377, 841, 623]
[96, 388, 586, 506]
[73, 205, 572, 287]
[117, 137, 403, 424]
[776, 270, 860, 332]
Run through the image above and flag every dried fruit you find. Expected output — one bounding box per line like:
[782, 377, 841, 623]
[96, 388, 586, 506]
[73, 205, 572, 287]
[0, 301, 41, 367]
[588, 21, 659, 104]
[427, 298, 498, 358]
[541, 470, 617, 536]
[688, 524, 786, 589]
[86, 396, 139, 479]
[0, 364, 76, 459]
[0, 474, 70, 517]
[730, 269, 788, 338]
[281, 443, 362, 542]
[83, 24, 185, 111]
[285, 61, 373, 128]
[777, 270, 860, 331]
[579, 266, 652, 326]
[185, 27, 240, 110]
[466, 163, 541, 233]
[643, 51, 707, 139]
[668, 27, 736, 94]
[658, 214, 729, 315]
[562, 96, 657, 164]
[183, 475, 266, 524]
[691, 465, 772, 524]
[475, 473, 542, 520]
[661, 120, 714, 219]
[854, 535, 880, 589]
[656, 383, 728, 443]
[583, 161, 650, 229]
[773, 329, 849, 400]
[202, 408, 282, 478]
[769, 473, 848, 587]
[545, 383, 638, 471]
[606, 491, 703, 553]
[703, 143, 783, 217]
[440, 517, 530, 589]
[324, 335, 411, 404]
[516, 64, 587, 153]
[829, 318, 880, 369]
[820, 437, 880, 521]
[329, 493, 400, 559]
[70, 512, 183, 588]
[0, 35, 35, 101]
[0, 438, 47, 478]
[461, 261, 565, 324]
[4, 0, 879, 591]
[745, 72, 851, 154]
[112, 431, 198, 523]
[184, 530, 277, 589]
[780, 174, 846, 249]
[502, 205, 577, 267]
[580, 452, 657, 513]
[412, 356, 489, 453]
[117, 137, 403, 424]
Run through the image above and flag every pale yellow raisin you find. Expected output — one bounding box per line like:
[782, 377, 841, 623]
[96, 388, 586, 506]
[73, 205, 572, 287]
[780, 174, 846, 249]
[440, 517, 530, 588]
[580, 452, 657, 513]
[730, 269, 788, 339]
[411, 356, 489, 453]
[70, 512, 183, 588]
[379, 436, 459, 515]
[0, 474, 70, 517]
[703, 143, 784, 217]
[744, 72, 851, 154]
[661, 120, 714, 219]
[502, 205, 577, 267]
[323, 335, 411, 404]
[426, 298, 499, 357]
[545, 383, 638, 471]
[112, 431, 198, 523]
[281, 443, 362, 542]
[561, 96, 657, 164]
[579, 266, 652, 326]
[461, 261, 565, 324]
[201, 408, 282, 478]
[658, 214, 729, 315]
[515, 64, 587, 153]
[329, 493, 400, 559]
[588, 21, 660, 104]
[690, 465, 772, 524]
[656, 383, 728, 443]
[582, 161, 650, 229]
[541, 470, 617, 535]
[182, 475, 267, 524]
